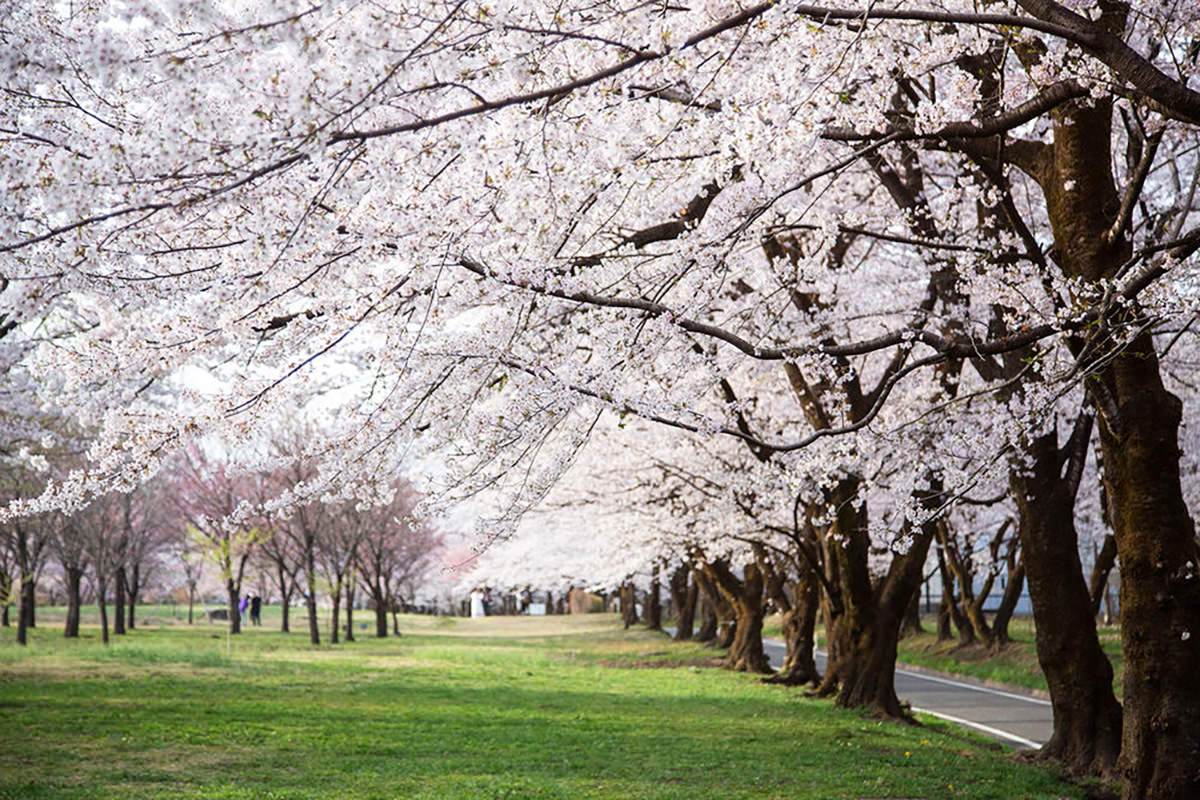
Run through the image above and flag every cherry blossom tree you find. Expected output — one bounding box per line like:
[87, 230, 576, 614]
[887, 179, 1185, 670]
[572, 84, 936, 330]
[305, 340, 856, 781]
[6, 2, 1200, 796]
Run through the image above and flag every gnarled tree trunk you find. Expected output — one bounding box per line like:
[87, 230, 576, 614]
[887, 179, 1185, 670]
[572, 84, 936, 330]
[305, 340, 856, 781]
[668, 564, 696, 640]
[703, 559, 771, 674]
[1012, 424, 1121, 779]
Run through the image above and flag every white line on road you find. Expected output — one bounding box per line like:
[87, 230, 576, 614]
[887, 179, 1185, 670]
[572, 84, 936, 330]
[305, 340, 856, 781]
[893, 668, 1052, 706]
[910, 707, 1043, 749]
[807, 647, 1052, 706]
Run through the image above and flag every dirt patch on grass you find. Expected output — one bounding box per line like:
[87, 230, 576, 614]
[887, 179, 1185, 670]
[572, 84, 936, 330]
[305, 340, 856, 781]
[597, 655, 724, 669]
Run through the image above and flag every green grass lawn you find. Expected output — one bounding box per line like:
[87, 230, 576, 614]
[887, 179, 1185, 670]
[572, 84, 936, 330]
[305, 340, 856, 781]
[0, 612, 1083, 800]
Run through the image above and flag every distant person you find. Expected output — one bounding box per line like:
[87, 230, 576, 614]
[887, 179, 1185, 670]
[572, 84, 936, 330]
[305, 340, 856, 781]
[519, 587, 531, 614]
[239, 594, 249, 620]
[469, 588, 485, 618]
[250, 596, 262, 626]
[482, 586, 492, 616]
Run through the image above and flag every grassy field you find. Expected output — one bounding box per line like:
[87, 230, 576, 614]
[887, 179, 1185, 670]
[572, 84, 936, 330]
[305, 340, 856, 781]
[0, 611, 1084, 800]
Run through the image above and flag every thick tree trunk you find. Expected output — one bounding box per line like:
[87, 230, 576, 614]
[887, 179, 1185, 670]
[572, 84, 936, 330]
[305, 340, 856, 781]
[693, 569, 718, 642]
[818, 479, 934, 718]
[1012, 430, 1122, 779]
[64, 566, 83, 638]
[704, 560, 771, 674]
[344, 582, 355, 642]
[1092, 340, 1200, 798]
[668, 566, 696, 641]
[187, 585, 195, 625]
[1030, 76, 1200, 795]
[645, 565, 662, 631]
[20, 574, 36, 635]
[114, 566, 127, 636]
[766, 579, 820, 686]
[374, 600, 388, 638]
[620, 582, 638, 629]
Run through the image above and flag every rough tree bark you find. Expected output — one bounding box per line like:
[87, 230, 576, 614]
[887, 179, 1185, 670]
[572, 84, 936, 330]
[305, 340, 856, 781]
[645, 564, 662, 631]
[816, 479, 935, 718]
[1018, 47, 1200, 793]
[693, 569, 718, 642]
[620, 582, 638, 629]
[668, 564, 696, 641]
[64, 566, 83, 638]
[757, 545, 820, 686]
[1011, 421, 1122, 779]
[702, 558, 772, 674]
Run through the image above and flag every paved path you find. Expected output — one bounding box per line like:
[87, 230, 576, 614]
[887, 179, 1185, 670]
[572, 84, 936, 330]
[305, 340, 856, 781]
[760, 639, 1053, 749]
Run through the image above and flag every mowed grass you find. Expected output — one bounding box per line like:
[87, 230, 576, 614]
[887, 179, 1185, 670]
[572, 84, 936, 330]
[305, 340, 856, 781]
[0, 613, 1082, 800]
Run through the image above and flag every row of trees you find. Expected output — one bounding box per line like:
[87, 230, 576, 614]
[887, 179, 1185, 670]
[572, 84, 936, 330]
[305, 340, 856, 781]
[4, 2, 1200, 797]
[1, 444, 440, 646]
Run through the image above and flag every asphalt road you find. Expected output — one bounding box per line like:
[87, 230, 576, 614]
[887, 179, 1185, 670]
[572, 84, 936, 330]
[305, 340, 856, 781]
[760, 638, 1053, 749]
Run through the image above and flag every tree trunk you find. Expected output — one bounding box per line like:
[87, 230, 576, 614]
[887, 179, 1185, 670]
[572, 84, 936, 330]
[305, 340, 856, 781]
[899, 590, 923, 639]
[693, 569, 719, 643]
[126, 562, 139, 630]
[991, 557, 1024, 648]
[645, 564, 662, 631]
[620, 582, 638, 629]
[226, 579, 241, 635]
[668, 566, 696, 641]
[187, 585, 195, 625]
[344, 582, 355, 642]
[276, 563, 292, 633]
[19, 573, 36, 637]
[1031, 76, 1200, 795]
[374, 597, 388, 638]
[936, 546, 974, 646]
[1011, 429, 1122, 779]
[114, 566, 127, 636]
[15, 573, 28, 645]
[98, 575, 110, 646]
[1092, 344, 1200, 798]
[64, 566, 83, 638]
[766, 579, 820, 686]
[704, 560, 771, 674]
[817, 478, 934, 718]
[330, 582, 341, 644]
[935, 570, 954, 643]
[1088, 534, 1118, 617]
